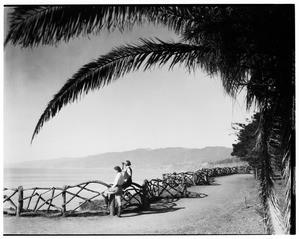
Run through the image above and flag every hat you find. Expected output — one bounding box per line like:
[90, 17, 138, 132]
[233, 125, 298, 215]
[125, 160, 131, 166]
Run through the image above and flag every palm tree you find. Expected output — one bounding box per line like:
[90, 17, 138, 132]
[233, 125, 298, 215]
[5, 5, 295, 234]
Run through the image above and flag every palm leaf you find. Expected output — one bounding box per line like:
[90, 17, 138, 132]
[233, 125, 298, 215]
[31, 38, 214, 142]
[281, 129, 295, 234]
[5, 5, 201, 48]
[5, 6, 151, 47]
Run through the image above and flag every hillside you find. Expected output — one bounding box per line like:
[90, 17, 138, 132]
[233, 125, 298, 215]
[7, 146, 235, 171]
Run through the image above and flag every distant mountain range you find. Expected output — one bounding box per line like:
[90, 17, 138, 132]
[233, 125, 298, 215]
[7, 146, 238, 172]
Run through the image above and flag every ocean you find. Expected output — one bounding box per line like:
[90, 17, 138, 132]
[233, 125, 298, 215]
[3, 167, 165, 189]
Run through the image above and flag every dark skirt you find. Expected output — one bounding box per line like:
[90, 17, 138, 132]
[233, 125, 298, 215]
[122, 178, 132, 189]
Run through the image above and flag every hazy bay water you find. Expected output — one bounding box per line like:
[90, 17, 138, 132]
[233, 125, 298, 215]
[3, 167, 164, 188]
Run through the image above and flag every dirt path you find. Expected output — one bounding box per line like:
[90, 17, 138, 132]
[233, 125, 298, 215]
[3, 174, 266, 235]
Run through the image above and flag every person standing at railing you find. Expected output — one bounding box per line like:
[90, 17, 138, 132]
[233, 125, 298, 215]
[122, 160, 132, 189]
[102, 166, 124, 217]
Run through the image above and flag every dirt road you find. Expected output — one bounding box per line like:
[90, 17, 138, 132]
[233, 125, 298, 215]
[3, 174, 266, 235]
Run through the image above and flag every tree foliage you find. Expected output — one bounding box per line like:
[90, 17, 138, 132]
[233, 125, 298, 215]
[232, 112, 283, 170]
[232, 113, 260, 167]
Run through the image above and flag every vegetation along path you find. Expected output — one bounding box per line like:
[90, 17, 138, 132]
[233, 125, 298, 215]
[4, 174, 266, 235]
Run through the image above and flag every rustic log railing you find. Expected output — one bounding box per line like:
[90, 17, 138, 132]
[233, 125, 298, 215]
[3, 165, 252, 217]
[162, 172, 195, 187]
[144, 178, 187, 201]
[4, 180, 110, 216]
[162, 165, 252, 187]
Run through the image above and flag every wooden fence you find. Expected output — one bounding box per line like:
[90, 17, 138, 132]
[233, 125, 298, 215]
[4, 180, 111, 216]
[162, 172, 196, 187]
[3, 165, 252, 217]
[162, 165, 252, 187]
[3, 179, 187, 217]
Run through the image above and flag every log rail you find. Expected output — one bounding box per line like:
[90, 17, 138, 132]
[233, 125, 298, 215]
[3, 165, 252, 217]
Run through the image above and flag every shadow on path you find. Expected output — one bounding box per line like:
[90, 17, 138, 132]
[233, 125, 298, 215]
[208, 182, 221, 186]
[186, 191, 208, 198]
[121, 198, 185, 218]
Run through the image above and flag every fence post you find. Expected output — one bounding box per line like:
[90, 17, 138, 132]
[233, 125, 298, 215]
[141, 180, 150, 210]
[62, 185, 67, 216]
[181, 174, 187, 198]
[109, 194, 116, 216]
[182, 184, 188, 198]
[205, 172, 209, 184]
[192, 172, 197, 185]
[16, 186, 23, 217]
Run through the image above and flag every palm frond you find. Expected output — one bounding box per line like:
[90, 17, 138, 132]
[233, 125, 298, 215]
[267, 194, 284, 234]
[282, 145, 291, 233]
[255, 100, 294, 234]
[282, 130, 295, 234]
[146, 6, 202, 36]
[5, 6, 151, 47]
[254, 109, 285, 234]
[31, 39, 213, 142]
[5, 5, 202, 48]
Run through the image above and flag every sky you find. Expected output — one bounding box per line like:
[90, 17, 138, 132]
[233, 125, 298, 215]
[2, 6, 256, 165]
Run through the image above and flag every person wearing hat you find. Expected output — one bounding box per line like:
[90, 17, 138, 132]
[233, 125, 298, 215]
[102, 166, 124, 217]
[122, 160, 132, 189]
